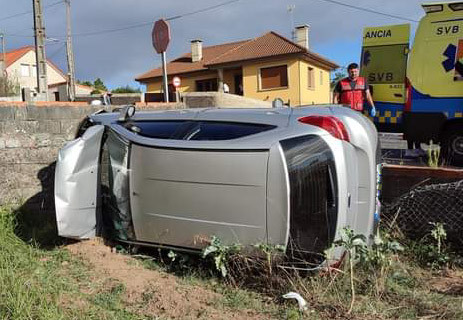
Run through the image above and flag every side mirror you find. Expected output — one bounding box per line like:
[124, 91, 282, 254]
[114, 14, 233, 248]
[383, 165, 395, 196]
[117, 105, 136, 122]
[272, 98, 285, 108]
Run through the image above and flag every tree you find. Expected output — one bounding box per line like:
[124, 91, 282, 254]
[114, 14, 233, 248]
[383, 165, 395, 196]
[77, 78, 108, 94]
[0, 76, 20, 97]
[77, 79, 93, 87]
[330, 71, 347, 90]
[93, 78, 107, 93]
[111, 85, 141, 93]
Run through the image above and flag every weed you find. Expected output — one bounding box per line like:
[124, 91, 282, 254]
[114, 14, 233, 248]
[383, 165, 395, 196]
[167, 250, 177, 262]
[332, 227, 368, 313]
[430, 222, 446, 255]
[202, 235, 242, 277]
[427, 140, 441, 167]
[253, 243, 285, 275]
[409, 222, 453, 269]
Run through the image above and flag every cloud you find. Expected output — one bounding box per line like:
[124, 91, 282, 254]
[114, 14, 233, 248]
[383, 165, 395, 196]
[0, 0, 426, 88]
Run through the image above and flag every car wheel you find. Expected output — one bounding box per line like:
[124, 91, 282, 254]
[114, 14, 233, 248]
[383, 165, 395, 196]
[441, 125, 463, 167]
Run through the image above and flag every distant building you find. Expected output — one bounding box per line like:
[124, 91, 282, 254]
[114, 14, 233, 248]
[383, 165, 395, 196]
[1, 46, 69, 100]
[48, 81, 94, 101]
[136, 26, 339, 106]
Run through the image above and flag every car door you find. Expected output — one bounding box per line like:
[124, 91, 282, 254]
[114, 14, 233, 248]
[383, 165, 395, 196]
[130, 145, 269, 249]
[55, 125, 104, 239]
[126, 119, 273, 249]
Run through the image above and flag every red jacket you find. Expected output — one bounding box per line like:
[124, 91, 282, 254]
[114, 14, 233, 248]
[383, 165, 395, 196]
[339, 77, 366, 111]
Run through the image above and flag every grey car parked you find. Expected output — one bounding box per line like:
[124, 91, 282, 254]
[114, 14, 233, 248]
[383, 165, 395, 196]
[55, 105, 381, 266]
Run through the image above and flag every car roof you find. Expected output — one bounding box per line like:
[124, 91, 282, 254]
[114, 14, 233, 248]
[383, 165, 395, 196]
[88, 105, 374, 150]
[90, 105, 342, 126]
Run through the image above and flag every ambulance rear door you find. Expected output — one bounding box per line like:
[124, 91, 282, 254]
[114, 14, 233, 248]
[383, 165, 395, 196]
[360, 24, 410, 132]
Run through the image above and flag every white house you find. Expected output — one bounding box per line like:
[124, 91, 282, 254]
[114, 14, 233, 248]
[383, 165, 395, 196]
[2, 46, 68, 100]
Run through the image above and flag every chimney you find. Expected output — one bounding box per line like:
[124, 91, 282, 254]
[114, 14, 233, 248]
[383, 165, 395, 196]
[191, 39, 203, 62]
[295, 25, 310, 50]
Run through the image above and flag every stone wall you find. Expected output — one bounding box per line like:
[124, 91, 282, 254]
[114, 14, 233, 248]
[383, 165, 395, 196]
[75, 93, 143, 105]
[0, 101, 183, 244]
[181, 92, 272, 108]
[0, 97, 270, 206]
[0, 101, 182, 205]
[0, 102, 100, 204]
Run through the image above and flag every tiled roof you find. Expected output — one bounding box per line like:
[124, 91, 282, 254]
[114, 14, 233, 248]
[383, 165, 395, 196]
[135, 40, 249, 81]
[206, 32, 304, 65]
[208, 32, 338, 68]
[3, 46, 35, 67]
[1, 46, 67, 79]
[136, 31, 338, 82]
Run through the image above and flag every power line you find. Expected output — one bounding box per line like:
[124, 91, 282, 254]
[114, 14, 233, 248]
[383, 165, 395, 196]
[0, 0, 63, 23]
[47, 42, 65, 59]
[311, 0, 419, 23]
[51, 0, 242, 38]
[2, 32, 34, 38]
[166, 0, 240, 21]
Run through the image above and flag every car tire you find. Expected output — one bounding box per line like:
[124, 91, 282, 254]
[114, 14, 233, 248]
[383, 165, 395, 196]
[441, 125, 463, 167]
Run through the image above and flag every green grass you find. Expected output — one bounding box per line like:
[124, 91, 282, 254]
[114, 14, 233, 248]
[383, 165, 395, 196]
[2, 204, 463, 320]
[0, 206, 148, 320]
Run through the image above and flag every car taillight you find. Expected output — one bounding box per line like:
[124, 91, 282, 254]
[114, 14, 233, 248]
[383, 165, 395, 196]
[298, 115, 350, 142]
[404, 77, 412, 112]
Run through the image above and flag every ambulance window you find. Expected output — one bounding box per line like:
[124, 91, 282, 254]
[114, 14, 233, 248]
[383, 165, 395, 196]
[423, 4, 443, 13]
[449, 3, 463, 11]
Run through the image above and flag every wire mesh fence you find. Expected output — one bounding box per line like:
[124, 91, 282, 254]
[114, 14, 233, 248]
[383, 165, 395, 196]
[382, 180, 463, 243]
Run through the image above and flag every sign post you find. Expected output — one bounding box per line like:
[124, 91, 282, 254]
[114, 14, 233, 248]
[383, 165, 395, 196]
[172, 76, 181, 102]
[152, 19, 171, 103]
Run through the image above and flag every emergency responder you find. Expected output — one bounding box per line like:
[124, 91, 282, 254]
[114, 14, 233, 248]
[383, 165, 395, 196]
[333, 63, 376, 117]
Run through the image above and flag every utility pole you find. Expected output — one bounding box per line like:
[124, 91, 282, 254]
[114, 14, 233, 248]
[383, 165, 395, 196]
[0, 32, 5, 74]
[65, 0, 76, 101]
[32, 0, 48, 100]
[0, 32, 6, 95]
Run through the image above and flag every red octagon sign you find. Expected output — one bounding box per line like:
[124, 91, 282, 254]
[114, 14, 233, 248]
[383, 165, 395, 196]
[152, 19, 171, 54]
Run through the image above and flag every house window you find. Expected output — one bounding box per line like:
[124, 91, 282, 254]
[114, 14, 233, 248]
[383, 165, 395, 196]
[31, 65, 37, 77]
[260, 65, 288, 90]
[320, 71, 323, 86]
[20, 64, 30, 77]
[308, 67, 315, 89]
[196, 78, 218, 92]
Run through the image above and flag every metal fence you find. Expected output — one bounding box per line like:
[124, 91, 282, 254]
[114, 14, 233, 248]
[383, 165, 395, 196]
[382, 180, 463, 243]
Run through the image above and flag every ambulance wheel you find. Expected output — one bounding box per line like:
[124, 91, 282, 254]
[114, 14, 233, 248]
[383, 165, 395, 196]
[441, 125, 463, 167]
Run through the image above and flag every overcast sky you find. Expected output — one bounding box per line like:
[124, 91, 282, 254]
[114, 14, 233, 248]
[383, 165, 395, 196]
[0, 0, 431, 90]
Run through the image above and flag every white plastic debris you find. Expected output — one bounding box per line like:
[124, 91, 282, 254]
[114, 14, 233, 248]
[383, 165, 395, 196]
[282, 292, 308, 311]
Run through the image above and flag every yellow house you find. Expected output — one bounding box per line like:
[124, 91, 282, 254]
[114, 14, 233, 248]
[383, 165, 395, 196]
[136, 26, 338, 106]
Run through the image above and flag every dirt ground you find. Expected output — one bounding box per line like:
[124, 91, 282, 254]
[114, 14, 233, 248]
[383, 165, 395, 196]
[429, 269, 463, 296]
[65, 238, 269, 320]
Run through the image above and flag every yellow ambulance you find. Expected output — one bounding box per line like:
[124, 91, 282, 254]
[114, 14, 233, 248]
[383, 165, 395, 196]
[360, 1, 463, 165]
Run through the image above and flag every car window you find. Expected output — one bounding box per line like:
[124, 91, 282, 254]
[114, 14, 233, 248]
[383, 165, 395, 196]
[185, 122, 276, 141]
[280, 135, 338, 263]
[122, 120, 275, 140]
[124, 120, 188, 139]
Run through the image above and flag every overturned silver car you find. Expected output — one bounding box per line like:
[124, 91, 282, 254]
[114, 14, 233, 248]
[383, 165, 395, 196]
[55, 106, 381, 264]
